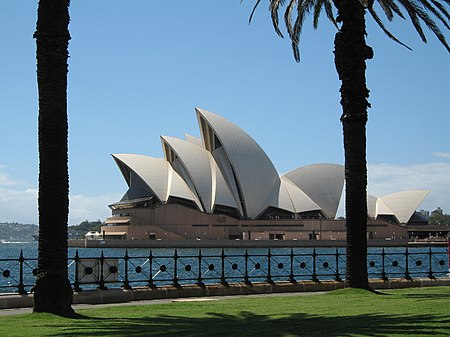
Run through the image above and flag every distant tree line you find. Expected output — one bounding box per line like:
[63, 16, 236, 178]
[68, 220, 103, 239]
[0, 221, 103, 241]
[0, 223, 38, 241]
[429, 209, 450, 226]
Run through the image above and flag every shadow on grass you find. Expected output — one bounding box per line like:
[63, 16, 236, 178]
[399, 293, 450, 300]
[50, 312, 450, 337]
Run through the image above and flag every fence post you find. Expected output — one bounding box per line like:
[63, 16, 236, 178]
[197, 249, 204, 286]
[405, 247, 411, 280]
[98, 250, 107, 290]
[173, 249, 179, 287]
[335, 248, 342, 282]
[147, 249, 155, 288]
[244, 249, 250, 285]
[266, 248, 274, 284]
[312, 248, 318, 282]
[220, 249, 228, 286]
[18, 250, 26, 295]
[73, 250, 81, 292]
[381, 248, 388, 281]
[123, 249, 131, 289]
[289, 248, 296, 283]
[428, 246, 435, 279]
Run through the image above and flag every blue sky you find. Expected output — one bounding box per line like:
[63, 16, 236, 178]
[0, 1, 449, 225]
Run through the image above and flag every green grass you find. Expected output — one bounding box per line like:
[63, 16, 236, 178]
[2, 287, 450, 337]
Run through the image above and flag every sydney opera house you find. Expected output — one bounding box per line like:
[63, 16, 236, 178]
[102, 108, 430, 241]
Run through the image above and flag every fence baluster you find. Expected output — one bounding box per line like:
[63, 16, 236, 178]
[98, 250, 107, 290]
[73, 250, 81, 292]
[267, 248, 273, 284]
[123, 249, 131, 289]
[220, 249, 227, 286]
[381, 248, 388, 281]
[312, 248, 318, 282]
[289, 248, 296, 283]
[428, 246, 435, 279]
[17, 250, 26, 295]
[405, 247, 411, 280]
[244, 249, 250, 285]
[173, 249, 179, 287]
[335, 248, 342, 281]
[147, 249, 155, 288]
[197, 249, 204, 286]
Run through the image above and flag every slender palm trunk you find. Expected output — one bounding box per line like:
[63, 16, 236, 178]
[333, 0, 373, 288]
[33, 0, 74, 316]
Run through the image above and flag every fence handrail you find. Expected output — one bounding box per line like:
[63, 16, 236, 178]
[0, 247, 448, 294]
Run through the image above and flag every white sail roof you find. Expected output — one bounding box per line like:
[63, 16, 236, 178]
[112, 153, 203, 210]
[161, 135, 238, 213]
[196, 108, 280, 219]
[111, 108, 430, 224]
[379, 190, 431, 224]
[279, 177, 322, 213]
[184, 134, 203, 147]
[283, 164, 344, 219]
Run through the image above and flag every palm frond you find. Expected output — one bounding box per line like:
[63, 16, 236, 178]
[324, 0, 339, 28]
[394, 0, 450, 52]
[270, 0, 287, 37]
[378, 0, 407, 19]
[420, 0, 450, 28]
[368, 7, 412, 49]
[284, 0, 298, 40]
[431, 0, 450, 21]
[412, 0, 450, 51]
[313, 0, 338, 29]
[290, 0, 317, 60]
[313, 0, 323, 28]
[398, 0, 428, 42]
[377, 0, 395, 20]
[248, 0, 262, 24]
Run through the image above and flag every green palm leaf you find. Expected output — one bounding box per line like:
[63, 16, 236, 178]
[247, 0, 450, 58]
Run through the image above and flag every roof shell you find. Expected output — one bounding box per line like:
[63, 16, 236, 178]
[278, 177, 322, 213]
[184, 134, 203, 147]
[112, 153, 203, 210]
[379, 189, 431, 224]
[283, 164, 344, 219]
[111, 109, 431, 223]
[161, 135, 238, 213]
[196, 108, 280, 219]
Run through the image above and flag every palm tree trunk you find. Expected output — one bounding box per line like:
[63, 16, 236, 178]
[333, 0, 373, 289]
[33, 0, 74, 316]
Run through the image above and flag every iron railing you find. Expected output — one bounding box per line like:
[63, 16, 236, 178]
[0, 247, 448, 294]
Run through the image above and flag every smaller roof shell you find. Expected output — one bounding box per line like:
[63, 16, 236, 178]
[283, 164, 344, 219]
[161, 136, 238, 213]
[112, 153, 203, 210]
[379, 189, 431, 224]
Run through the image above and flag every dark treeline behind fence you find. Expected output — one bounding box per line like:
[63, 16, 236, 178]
[0, 247, 448, 294]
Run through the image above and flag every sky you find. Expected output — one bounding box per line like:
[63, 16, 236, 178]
[0, 1, 449, 226]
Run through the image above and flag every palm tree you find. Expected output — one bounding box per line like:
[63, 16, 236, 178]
[249, 0, 449, 288]
[33, 0, 74, 316]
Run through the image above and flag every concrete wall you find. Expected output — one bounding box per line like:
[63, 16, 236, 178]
[1, 278, 449, 310]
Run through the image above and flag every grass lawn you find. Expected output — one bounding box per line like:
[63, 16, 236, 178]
[1, 286, 449, 337]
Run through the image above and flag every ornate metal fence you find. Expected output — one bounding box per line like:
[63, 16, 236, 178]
[0, 247, 448, 294]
